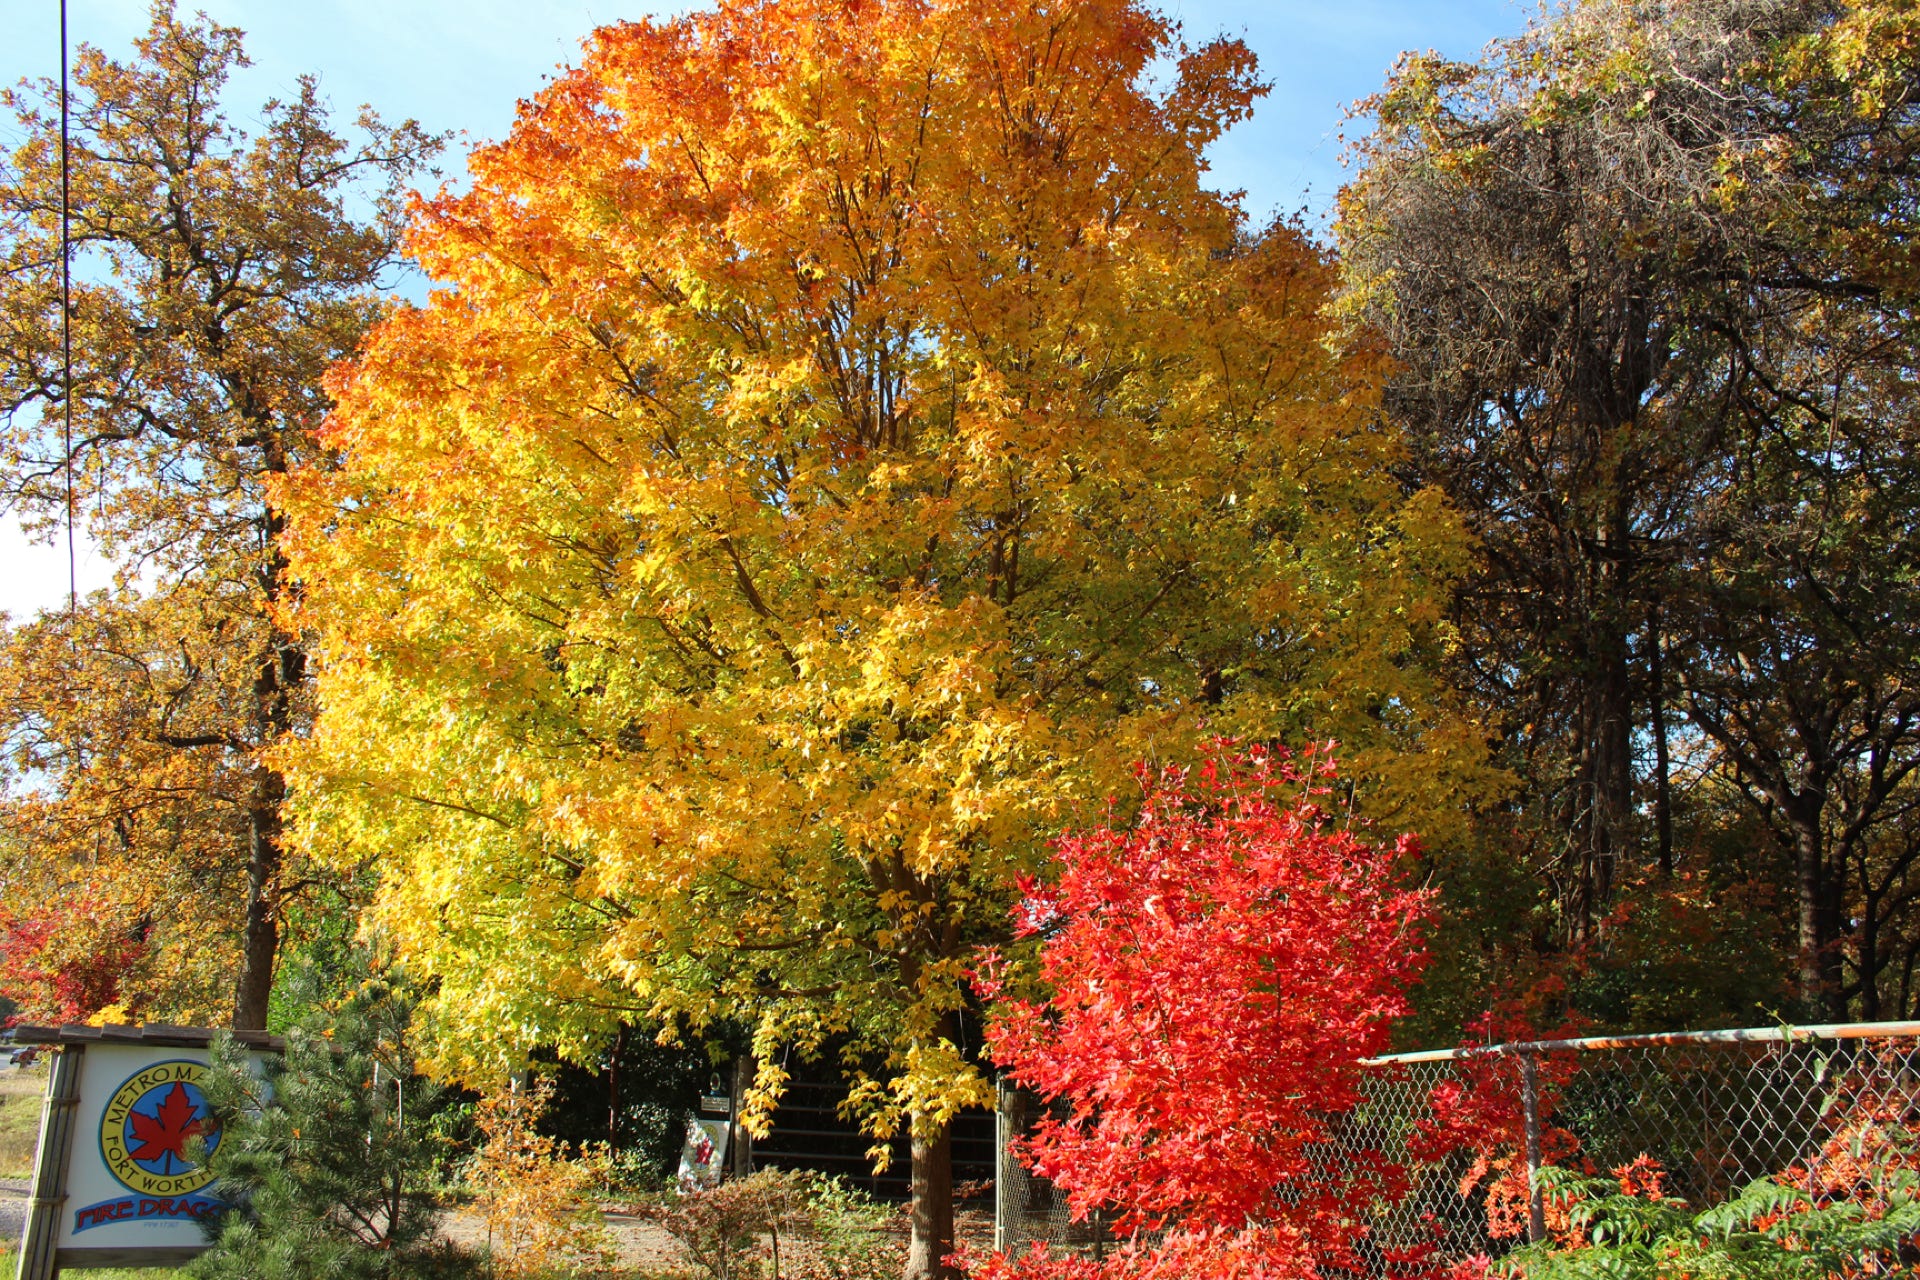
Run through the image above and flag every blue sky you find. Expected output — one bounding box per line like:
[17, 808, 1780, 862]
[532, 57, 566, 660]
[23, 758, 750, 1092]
[1, 0, 1529, 617]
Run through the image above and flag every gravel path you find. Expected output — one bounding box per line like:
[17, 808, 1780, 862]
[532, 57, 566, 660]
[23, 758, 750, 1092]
[0, 1186, 688, 1260]
[438, 1204, 687, 1270]
[0, 1182, 24, 1242]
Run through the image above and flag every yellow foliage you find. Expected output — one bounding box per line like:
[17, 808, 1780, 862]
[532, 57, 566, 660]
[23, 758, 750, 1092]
[281, 0, 1492, 1153]
[470, 1078, 618, 1280]
[84, 1003, 132, 1028]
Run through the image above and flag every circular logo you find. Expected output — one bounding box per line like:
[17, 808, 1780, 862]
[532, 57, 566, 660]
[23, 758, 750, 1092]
[99, 1060, 222, 1197]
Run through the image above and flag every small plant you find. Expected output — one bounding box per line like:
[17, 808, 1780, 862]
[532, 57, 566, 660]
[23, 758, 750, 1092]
[589, 1143, 672, 1199]
[640, 1169, 901, 1280]
[469, 1076, 618, 1280]
[1499, 1156, 1920, 1280]
[790, 1173, 900, 1280]
[977, 744, 1432, 1280]
[647, 1170, 798, 1280]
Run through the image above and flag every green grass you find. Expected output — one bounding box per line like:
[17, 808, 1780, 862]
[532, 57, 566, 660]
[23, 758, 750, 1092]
[0, 1243, 182, 1278]
[0, 1062, 47, 1181]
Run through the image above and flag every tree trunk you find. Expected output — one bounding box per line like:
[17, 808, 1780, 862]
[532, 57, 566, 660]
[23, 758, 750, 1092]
[907, 1114, 956, 1280]
[1791, 816, 1845, 1020]
[1649, 616, 1673, 877]
[232, 570, 301, 1028]
[609, 1023, 626, 1145]
[1592, 608, 1635, 919]
[730, 1052, 755, 1177]
[1861, 882, 1882, 1020]
[1570, 490, 1637, 939]
[232, 765, 283, 1030]
[1572, 649, 1634, 938]
[1820, 846, 1847, 1020]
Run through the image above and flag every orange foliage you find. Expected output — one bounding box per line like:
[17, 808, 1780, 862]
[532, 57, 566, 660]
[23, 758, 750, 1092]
[1410, 1011, 1588, 1243]
[1784, 1043, 1920, 1207]
[470, 1077, 617, 1279]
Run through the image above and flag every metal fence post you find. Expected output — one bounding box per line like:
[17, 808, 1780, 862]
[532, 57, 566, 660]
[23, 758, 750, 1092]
[1519, 1050, 1546, 1244]
[994, 1076, 1015, 1255]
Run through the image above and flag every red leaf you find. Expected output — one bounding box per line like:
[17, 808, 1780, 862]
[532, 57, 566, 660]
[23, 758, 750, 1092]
[127, 1082, 204, 1167]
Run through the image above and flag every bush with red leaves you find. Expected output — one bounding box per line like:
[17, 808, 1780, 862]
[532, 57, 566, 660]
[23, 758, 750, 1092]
[0, 898, 144, 1024]
[975, 743, 1432, 1280]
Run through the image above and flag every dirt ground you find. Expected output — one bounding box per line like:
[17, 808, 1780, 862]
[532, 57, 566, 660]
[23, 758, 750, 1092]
[438, 1202, 687, 1271]
[0, 1191, 989, 1277]
[439, 1200, 994, 1274]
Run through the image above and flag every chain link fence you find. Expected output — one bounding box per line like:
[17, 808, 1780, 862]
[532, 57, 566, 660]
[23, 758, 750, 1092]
[995, 1080, 1116, 1256]
[995, 1021, 1920, 1269]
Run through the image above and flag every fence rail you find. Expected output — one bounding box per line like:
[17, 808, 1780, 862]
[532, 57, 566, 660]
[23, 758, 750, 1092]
[994, 1021, 1920, 1270]
[1372, 1020, 1920, 1062]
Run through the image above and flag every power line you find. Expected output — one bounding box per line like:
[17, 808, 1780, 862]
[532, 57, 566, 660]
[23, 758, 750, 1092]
[60, 0, 76, 619]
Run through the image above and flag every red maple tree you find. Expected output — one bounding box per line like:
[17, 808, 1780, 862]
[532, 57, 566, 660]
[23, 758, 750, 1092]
[0, 899, 145, 1024]
[976, 743, 1433, 1280]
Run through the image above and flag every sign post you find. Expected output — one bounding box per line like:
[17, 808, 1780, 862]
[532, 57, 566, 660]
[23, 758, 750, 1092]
[17, 1046, 82, 1280]
[11, 1024, 280, 1277]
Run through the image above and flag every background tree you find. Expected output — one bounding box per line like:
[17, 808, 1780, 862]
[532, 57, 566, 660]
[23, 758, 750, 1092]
[0, 3, 439, 1026]
[1666, 0, 1920, 1019]
[536, 1019, 732, 1183]
[1340, 0, 1920, 1022]
[282, 0, 1489, 1271]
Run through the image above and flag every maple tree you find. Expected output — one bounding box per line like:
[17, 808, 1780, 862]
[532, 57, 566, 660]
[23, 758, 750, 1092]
[975, 744, 1430, 1280]
[0, 3, 439, 1026]
[0, 892, 147, 1023]
[281, 0, 1486, 1271]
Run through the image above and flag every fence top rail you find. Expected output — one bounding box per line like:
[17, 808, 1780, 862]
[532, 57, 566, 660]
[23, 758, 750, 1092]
[1365, 1020, 1920, 1065]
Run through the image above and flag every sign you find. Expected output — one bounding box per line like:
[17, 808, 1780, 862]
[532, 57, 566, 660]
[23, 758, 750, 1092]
[12, 1023, 281, 1277]
[676, 1116, 731, 1191]
[68, 1052, 224, 1238]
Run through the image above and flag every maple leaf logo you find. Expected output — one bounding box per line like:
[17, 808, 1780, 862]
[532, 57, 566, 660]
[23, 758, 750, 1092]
[126, 1082, 207, 1172]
